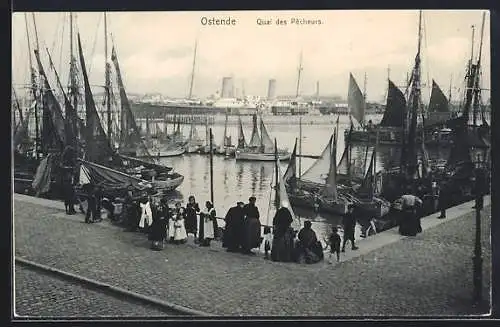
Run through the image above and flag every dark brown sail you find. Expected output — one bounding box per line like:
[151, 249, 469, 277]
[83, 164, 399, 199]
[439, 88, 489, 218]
[34, 49, 67, 153]
[379, 80, 406, 128]
[428, 80, 449, 113]
[111, 46, 144, 153]
[77, 34, 115, 164]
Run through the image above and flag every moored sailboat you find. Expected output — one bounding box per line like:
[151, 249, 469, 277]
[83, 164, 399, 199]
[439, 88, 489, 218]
[77, 28, 183, 194]
[235, 114, 290, 161]
[185, 118, 204, 153]
[284, 135, 353, 215]
[216, 112, 236, 156]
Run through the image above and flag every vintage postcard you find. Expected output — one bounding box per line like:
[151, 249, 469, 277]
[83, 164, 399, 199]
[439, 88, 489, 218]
[12, 10, 491, 318]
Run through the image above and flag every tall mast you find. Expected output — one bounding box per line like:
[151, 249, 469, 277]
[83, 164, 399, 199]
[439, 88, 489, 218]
[188, 38, 198, 99]
[405, 10, 423, 178]
[472, 12, 486, 127]
[104, 13, 112, 142]
[29, 13, 40, 159]
[68, 13, 79, 115]
[363, 72, 367, 122]
[295, 51, 303, 98]
[363, 72, 367, 101]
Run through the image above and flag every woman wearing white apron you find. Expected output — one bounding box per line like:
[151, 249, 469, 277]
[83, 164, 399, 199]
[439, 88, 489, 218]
[173, 202, 187, 244]
[199, 201, 217, 247]
[168, 203, 177, 243]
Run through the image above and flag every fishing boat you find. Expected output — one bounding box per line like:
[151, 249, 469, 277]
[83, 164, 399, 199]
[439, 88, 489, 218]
[284, 135, 353, 215]
[235, 114, 290, 161]
[216, 112, 236, 156]
[185, 119, 204, 153]
[75, 17, 183, 194]
[138, 114, 185, 158]
[200, 116, 217, 154]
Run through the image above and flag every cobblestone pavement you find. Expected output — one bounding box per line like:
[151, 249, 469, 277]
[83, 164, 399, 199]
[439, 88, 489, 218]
[15, 265, 173, 317]
[14, 198, 491, 317]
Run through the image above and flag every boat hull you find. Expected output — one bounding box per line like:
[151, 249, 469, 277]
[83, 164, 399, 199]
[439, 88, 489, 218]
[235, 151, 291, 161]
[288, 192, 351, 216]
[140, 147, 185, 158]
[356, 197, 391, 218]
[186, 144, 201, 153]
[152, 174, 184, 192]
[347, 127, 455, 147]
[216, 146, 236, 156]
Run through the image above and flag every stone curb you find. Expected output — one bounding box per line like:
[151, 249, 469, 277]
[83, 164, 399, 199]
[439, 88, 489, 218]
[15, 257, 213, 317]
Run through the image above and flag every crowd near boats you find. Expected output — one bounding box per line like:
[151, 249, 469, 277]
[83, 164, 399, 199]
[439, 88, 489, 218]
[13, 11, 490, 264]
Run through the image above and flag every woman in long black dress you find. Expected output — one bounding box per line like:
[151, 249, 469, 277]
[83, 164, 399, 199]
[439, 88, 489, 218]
[271, 207, 294, 262]
[185, 195, 200, 238]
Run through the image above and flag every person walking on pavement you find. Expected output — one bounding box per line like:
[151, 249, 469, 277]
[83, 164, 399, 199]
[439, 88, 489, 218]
[342, 205, 359, 252]
[437, 180, 448, 219]
[324, 226, 342, 263]
[84, 184, 100, 223]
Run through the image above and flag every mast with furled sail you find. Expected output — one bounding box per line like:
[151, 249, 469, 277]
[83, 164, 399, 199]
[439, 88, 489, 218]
[401, 10, 423, 179]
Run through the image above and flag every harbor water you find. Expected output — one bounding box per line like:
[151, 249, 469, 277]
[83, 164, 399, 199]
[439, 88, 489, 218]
[154, 114, 452, 245]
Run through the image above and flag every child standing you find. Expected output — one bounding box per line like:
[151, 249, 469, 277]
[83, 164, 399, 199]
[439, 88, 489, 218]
[325, 226, 342, 263]
[173, 202, 187, 244]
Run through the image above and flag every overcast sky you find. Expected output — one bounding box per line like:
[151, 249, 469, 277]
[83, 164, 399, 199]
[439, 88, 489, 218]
[12, 10, 490, 102]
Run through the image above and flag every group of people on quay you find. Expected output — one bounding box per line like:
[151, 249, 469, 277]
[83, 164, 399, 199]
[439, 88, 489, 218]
[56, 158, 489, 264]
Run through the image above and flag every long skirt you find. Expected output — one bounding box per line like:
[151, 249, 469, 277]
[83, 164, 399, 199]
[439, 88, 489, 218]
[185, 214, 197, 234]
[168, 219, 176, 240]
[399, 210, 419, 236]
[174, 219, 188, 242]
[271, 229, 294, 262]
[243, 217, 262, 250]
[151, 240, 164, 251]
[203, 218, 215, 239]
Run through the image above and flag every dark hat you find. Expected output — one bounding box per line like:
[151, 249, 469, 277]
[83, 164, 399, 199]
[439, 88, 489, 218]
[249, 196, 256, 202]
[237, 201, 244, 206]
[304, 220, 312, 228]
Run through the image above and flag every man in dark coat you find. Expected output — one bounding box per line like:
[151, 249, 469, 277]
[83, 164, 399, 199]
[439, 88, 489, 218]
[437, 180, 448, 219]
[84, 184, 99, 223]
[342, 205, 358, 252]
[242, 196, 261, 254]
[223, 201, 245, 252]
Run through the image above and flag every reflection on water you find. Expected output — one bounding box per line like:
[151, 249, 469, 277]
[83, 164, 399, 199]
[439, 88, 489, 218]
[159, 119, 452, 245]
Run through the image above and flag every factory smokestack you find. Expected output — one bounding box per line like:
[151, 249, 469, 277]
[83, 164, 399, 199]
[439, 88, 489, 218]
[221, 77, 234, 98]
[267, 79, 277, 100]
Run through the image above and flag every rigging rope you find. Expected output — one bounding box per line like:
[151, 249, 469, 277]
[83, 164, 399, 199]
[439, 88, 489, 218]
[422, 12, 431, 94]
[88, 14, 102, 76]
[50, 13, 62, 60]
[58, 14, 66, 87]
